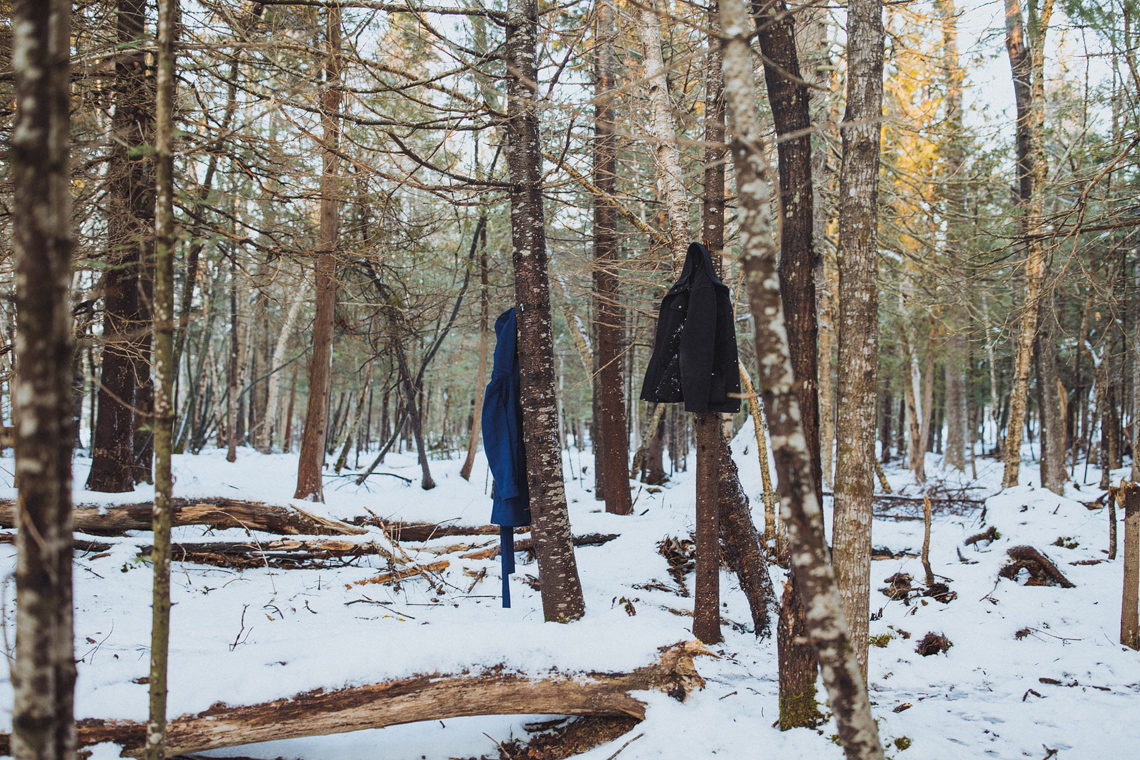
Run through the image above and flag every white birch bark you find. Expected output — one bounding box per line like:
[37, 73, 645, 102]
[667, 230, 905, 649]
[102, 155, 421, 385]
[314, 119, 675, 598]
[260, 276, 310, 452]
[636, 1, 690, 265]
[719, 0, 885, 756]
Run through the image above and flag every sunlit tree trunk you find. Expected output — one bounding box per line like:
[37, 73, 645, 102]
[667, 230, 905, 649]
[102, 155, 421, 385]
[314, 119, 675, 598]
[11, 2, 77, 757]
[506, 0, 585, 622]
[937, 0, 968, 473]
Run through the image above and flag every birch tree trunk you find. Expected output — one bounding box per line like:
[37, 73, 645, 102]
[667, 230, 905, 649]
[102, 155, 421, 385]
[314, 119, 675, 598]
[832, 0, 884, 678]
[506, 0, 585, 622]
[749, 0, 822, 727]
[1001, 0, 1053, 489]
[593, 0, 632, 515]
[147, 1, 179, 757]
[295, 6, 342, 501]
[11, 2, 77, 757]
[260, 277, 309, 452]
[637, 1, 689, 266]
[719, 1, 885, 755]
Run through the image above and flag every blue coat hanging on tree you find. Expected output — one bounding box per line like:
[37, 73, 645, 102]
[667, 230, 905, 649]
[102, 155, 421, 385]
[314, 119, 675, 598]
[481, 307, 531, 607]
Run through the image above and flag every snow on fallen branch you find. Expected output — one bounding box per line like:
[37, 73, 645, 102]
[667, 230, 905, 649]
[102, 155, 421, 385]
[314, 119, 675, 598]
[0, 642, 711, 758]
[0, 497, 368, 537]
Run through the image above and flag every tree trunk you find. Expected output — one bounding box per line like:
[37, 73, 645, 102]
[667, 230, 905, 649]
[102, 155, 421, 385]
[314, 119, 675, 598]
[692, 8, 728, 644]
[738, 365, 779, 544]
[720, 0, 885, 755]
[506, 0, 585, 622]
[334, 365, 373, 475]
[147, 2, 179, 756]
[387, 316, 434, 490]
[937, 0, 968, 474]
[637, 1, 689, 266]
[1121, 482, 1139, 649]
[283, 369, 297, 453]
[226, 259, 239, 463]
[87, 0, 154, 494]
[1001, 0, 1053, 489]
[900, 311, 926, 484]
[593, 0, 632, 515]
[1034, 297, 1065, 493]
[693, 412, 722, 643]
[10, 3, 77, 757]
[748, 0, 824, 728]
[832, 0, 884, 679]
[715, 432, 775, 637]
[260, 276, 309, 452]
[460, 243, 490, 481]
[800, 0, 835, 490]
[944, 335, 967, 471]
[294, 6, 342, 501]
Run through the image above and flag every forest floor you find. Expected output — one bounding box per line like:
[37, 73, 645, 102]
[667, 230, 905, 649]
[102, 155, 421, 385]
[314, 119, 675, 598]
[0, 423, 1138, 760]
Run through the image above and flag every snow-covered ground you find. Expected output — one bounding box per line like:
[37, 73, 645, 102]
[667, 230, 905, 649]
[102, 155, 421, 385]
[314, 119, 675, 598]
[1, 425, 1138, 759]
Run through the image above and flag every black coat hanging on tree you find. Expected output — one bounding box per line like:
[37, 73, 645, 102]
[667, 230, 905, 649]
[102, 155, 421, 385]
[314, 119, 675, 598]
[641, 242, 741, 414]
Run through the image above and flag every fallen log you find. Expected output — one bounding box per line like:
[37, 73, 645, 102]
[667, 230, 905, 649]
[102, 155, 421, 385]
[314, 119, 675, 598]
[348, 517, 525, 542]
[459, 533, 620, 560]
[0, 642, 710, 758]
[0, 532, 112, 553]
[346, 560, 451, 588]
[159, 538, 401, 570]
[0, 498, 368, 537]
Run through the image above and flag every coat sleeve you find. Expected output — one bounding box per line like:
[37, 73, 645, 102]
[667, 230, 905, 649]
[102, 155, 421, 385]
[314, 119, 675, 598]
[679, 278, 718, 412]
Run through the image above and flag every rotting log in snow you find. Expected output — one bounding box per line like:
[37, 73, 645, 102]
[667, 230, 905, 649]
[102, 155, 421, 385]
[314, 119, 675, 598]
[998, 546, 1076, 588]
[0, 498, 367, 537]
[158, 538, 401, 569]
[0, 642, 710, 758]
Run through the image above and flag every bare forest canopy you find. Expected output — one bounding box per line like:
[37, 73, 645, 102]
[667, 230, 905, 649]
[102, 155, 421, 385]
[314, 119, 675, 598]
[0, 0, 1133, 500]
